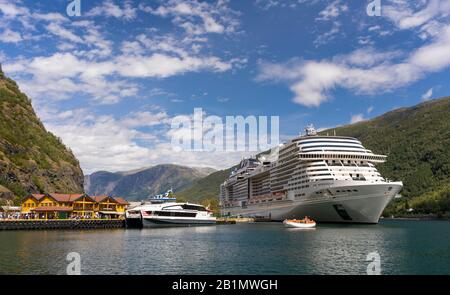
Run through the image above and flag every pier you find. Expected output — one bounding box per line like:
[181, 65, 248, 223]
[0, 219, 125, 230]
[216, 217, 254, 224]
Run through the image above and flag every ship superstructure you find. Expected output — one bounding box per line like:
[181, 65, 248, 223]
[219, 125, 403, 223]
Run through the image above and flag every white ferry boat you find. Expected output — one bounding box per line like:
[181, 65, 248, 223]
[219, 125, 403, 224]
[126, 190, 216, 228]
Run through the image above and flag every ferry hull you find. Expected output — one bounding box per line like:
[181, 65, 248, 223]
[125, 217, 143, 228]
[142, 217, 217, 228]
[221, 182, 402, 224]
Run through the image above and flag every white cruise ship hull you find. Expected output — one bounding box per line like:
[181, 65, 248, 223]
[221, 181, 402, 224]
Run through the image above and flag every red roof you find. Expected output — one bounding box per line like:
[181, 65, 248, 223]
[48, 193, 88, 202]
[114, 197, 129, 205]
[25, 193, 128, 205]
[28, 194, 46, 201]
[91, 195, 129, 205]
[91, 195, 111, 202]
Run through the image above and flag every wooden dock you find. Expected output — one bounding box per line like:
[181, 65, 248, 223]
[216, 217, 255, 224]
[0, 219, 125, 230]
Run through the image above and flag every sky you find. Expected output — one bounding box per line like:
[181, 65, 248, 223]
[1, 0, 450, 174]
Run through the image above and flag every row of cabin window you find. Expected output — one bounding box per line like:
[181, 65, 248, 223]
[302, 154, 382, 160]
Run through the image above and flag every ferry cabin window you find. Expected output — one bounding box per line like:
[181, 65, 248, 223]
[154, 211, 197, 217]
[182, 204, 206, 211]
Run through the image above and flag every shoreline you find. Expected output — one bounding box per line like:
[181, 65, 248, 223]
[381, 216, 450, 221]
[0, 219, 125, 230]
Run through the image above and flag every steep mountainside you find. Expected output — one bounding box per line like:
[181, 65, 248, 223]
[176, 168, 233, 202]
[0, 66, 84, 202]
[84, 164, 216, 201]
[178, 97, 450, 215]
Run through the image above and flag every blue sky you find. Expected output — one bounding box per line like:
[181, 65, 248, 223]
[1, 0, 450, 173]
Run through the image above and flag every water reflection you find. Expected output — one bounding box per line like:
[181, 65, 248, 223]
[0, 221, 448, 275]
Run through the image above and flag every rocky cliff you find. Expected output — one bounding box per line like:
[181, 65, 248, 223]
[0, 66, 84, 203]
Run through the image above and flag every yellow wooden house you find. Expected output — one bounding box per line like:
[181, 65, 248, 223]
[20, 193, 129, 219]
[114, 197, 129, 213]
[92, 195, 129, 218]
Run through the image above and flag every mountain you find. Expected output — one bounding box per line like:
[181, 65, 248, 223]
[84, 164, 216, 201]
[176, 168, 233, 201]
[0, 66, 84, 203]
[177, 97, 450, 216]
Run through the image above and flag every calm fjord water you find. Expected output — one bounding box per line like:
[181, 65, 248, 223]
[0, 220, 449, 275]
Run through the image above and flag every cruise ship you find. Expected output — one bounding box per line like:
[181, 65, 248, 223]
[219, 125, 403, 224]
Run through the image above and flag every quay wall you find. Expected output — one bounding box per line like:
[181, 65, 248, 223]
[0, 219, 125, 230]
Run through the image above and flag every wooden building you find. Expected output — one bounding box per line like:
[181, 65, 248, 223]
[20, 193, 129, 219]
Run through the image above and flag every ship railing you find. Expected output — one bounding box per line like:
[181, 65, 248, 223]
[248, 194, 286, 204]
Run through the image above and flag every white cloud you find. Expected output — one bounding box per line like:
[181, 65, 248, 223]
[350, 113, 365, 124]
[87, 0, 137, 20]
[0, 2, 113, 60]
[140, 0, 239, 35]
[0, 28, 22, 43]
[384, 0, 450, 31]
[4, 43, 236, 103]
[217, 97, 229, 103]
[0, 1, 29, 18]
[314, 21, 341, 46]
[267, 0, 450, 94]
[121, 111, 171, 128]
[46, 114, 155, 173]
[312, 1, 347, 46]
[115, 53, 231, 78]
[254, 0, 313, 10]
[4, 53, 137, 104]
[367, 106, 374, 114]
[357, 36, 374, 46]
[257, 24, 450, 107]
[316, 0, 348, 21]
[255, 0, 282, 10]
[32, 12, 68, 23]
[367, 25, 392, 37]
[39, 107, 251, 173]
[334, 47, 402, 67]
[121, 40, 145, 55]
[46, 23, 83, 43]
[421, 88, 433, 101]
[0, 0, 242, 106]
[0, 0, 34, 30]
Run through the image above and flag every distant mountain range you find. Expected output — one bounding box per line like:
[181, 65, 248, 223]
[0, 66, 83, 204]
[84, 165, 216, 201]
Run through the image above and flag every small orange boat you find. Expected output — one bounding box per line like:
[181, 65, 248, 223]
[283, 216, 316, 228]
